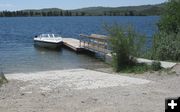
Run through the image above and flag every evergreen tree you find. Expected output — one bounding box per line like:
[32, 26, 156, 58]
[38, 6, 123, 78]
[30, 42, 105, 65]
[80, 12, 85, 16]
[129, 11, 134, 16]
[60, 11, 63, 16]
[75, 12, 79, 16]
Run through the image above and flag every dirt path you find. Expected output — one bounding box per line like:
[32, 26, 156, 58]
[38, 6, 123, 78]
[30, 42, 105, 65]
[0, 65, 180, 112]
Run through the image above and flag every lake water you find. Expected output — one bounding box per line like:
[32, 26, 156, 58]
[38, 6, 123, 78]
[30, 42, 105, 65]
[0, 16, 159, 73]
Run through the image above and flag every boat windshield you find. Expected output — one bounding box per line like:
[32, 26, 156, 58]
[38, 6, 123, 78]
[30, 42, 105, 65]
[39, 34, 60, 38]
[53, 34, 61, 37]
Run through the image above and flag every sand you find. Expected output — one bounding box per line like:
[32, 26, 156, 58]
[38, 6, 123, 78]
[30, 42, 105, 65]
[0, 65, 180, 112]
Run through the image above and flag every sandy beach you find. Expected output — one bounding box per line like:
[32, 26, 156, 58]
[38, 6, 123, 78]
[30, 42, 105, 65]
[0, 65, 180, 112]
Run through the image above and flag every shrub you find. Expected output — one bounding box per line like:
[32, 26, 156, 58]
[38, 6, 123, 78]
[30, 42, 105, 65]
[0, 72, 8, 86]
[105, 24, 146, 72]
[158, 0, 180, 34]
[151, 31, 180, 61]
[151, 61, 161, 71]
[151, 0, 180, 62]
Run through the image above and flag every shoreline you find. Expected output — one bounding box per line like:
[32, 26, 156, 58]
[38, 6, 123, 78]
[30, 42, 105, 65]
[0, 65, 180, 111]
[5, 68, 151, 90]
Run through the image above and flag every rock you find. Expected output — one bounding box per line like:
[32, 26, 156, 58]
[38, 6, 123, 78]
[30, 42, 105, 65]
[21, 93, 25, 96]
[172, 64, 180, 75]
[41, 93, 46, 96]
[142, 92, 147, 95]
[1, 97, 5, 100]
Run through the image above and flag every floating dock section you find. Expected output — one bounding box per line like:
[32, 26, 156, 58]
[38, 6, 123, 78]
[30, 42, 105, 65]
[62, 34, 112, 62]
[79, 34, 111, 54]
[62, 34, 110, 54]
[63, 38, 83, 52]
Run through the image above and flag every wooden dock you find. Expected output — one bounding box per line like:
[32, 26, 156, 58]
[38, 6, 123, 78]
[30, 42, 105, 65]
[63, 36, 110, 54]
[62, 36, 112, 63]
[63, 38, 83, 52]
[79, 34, 111, 54]
[62, 34, 111, 54]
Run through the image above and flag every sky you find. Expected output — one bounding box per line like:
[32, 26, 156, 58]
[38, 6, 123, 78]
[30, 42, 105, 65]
[0, 0, 167, 11]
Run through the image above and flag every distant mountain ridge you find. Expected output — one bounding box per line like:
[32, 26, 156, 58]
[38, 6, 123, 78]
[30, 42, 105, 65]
[0, 3, 165, 17]
[73, 3, 165, 16]
[22, 8, 63, 12]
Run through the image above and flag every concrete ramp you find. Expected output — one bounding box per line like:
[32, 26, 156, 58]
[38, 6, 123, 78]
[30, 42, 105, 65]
[137, 58, 177, 69]
[6, 69, 150, 90]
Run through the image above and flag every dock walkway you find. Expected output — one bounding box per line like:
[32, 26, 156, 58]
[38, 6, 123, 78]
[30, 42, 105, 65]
[62, 36, 112, 63]
[63, 38, 83, 52]
[62, 35, 110, 55]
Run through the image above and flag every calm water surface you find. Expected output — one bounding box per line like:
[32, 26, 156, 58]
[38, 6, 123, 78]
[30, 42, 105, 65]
[0, 16, 159, 73]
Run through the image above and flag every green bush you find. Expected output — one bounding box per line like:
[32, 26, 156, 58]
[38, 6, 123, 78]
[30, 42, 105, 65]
[151, 61, 161, 71]
[0, 72, 8, 86]
[105, 24, 146, 72]
[151, 32, 180, 61]
[150, 0, 180, 62]
[158, 0, 180, 34]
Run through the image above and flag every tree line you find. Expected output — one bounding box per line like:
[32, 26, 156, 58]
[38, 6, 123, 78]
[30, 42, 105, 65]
[0, 10, 145, 17]
[0, 10, 76, 17]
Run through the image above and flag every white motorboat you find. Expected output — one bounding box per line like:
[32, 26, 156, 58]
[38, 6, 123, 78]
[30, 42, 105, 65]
[34, 34, 63, 49]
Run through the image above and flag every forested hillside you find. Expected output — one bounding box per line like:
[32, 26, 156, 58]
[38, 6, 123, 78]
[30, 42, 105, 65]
[0, 3, 165, 17]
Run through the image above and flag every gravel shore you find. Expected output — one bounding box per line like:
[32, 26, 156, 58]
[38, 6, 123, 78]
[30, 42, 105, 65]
[0, 65, 180, 112]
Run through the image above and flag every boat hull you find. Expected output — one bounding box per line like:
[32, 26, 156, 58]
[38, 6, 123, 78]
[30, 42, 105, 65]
[34, 40, 63, 49]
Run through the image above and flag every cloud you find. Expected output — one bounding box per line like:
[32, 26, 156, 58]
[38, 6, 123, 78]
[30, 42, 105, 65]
[0, 3, 14, 8]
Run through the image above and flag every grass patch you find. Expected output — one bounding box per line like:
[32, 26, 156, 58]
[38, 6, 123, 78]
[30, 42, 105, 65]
[0, 72, 8, 87]
[118, 62, 165, 74]
[119, 63, 151, 74]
